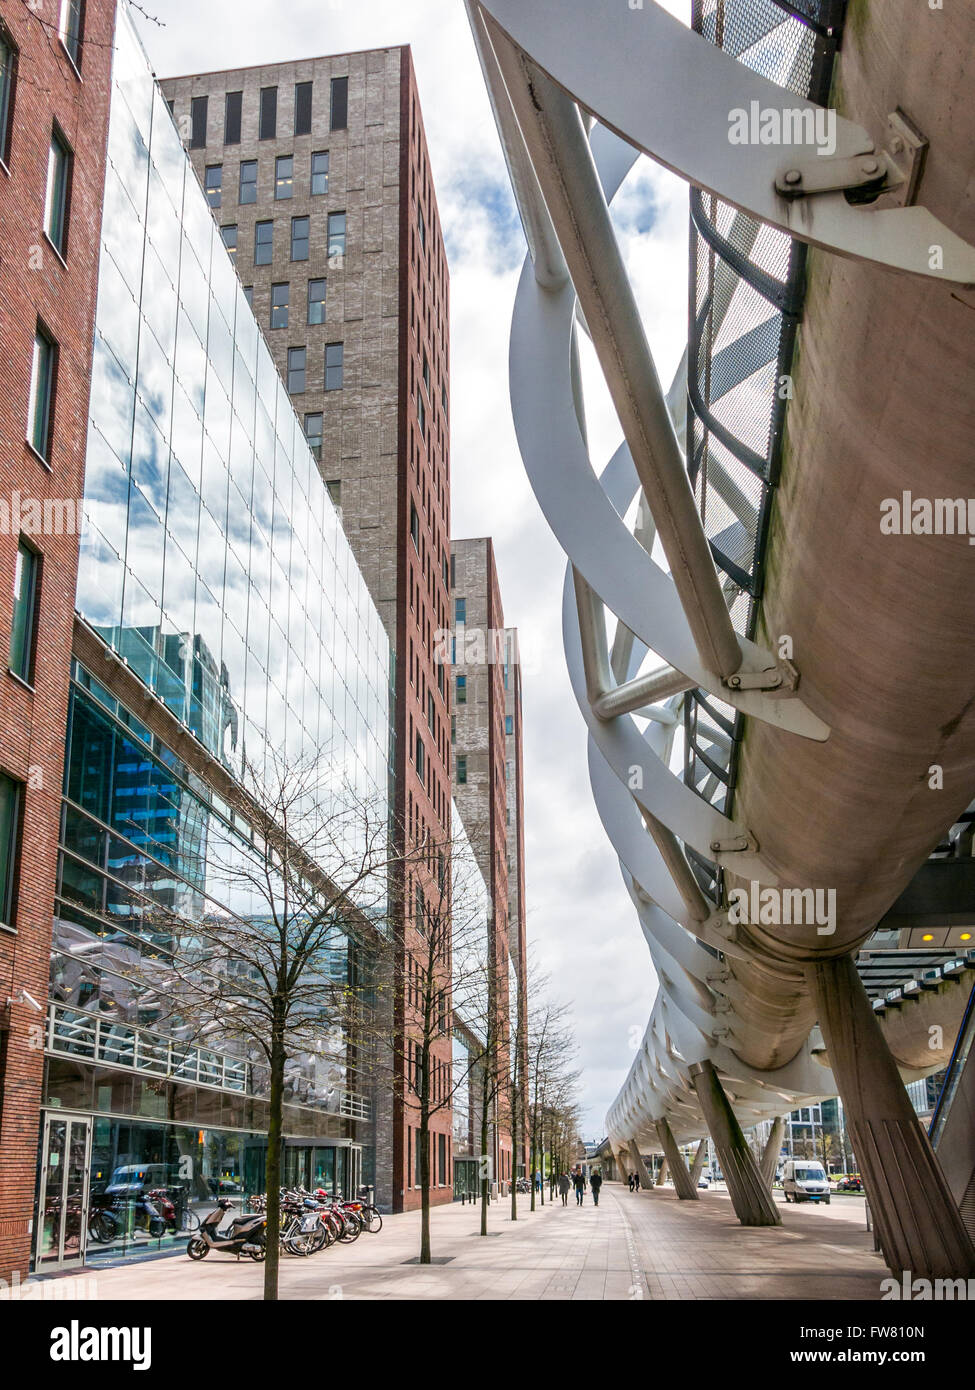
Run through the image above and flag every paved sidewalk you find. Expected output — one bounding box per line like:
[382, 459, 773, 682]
[26, 1183, 886, 1301]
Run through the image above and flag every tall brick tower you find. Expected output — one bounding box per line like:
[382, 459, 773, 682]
[0, 0, 116, 1281]
[161, 48, 453, 1213]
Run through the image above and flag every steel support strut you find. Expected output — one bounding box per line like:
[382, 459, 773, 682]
[689, 1062, 781, 1226]
[809, 954, 975, 1279]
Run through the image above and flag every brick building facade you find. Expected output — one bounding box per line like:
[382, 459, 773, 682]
[161, 46, 453, 1213]
[450, 538, 528, 1183]
[0, 0, 116, 1282]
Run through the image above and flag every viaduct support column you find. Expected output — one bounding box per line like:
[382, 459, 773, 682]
[656, 1157, 668, 1186]
[689, 1061, 780, 1226]
[809, 954, 975, 1278]
[760, 1117, 786, 1189]
[627, 1139, 653, 1190]
[690, 1138, 708, 1184]
[656, 1119, 699, 1200]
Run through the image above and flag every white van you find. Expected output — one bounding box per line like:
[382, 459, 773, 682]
[781, 1159, 830, 1204]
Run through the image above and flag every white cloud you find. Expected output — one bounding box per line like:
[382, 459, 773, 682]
[132, 0, 691, 1135]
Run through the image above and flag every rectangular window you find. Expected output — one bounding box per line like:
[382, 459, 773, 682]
[239, 159, 257, 204]
[259, 86, 277, 140]
[254, 220, 273, 265]
[204, 163, 222, 209]
[220, 225, 237, 261]
[427, 691, 435, 730]
[190, 94, 208, 149]
[44, 130, 72, 256]
[0, 28, 17, 166]
[275, 154, 293, 200]
[415, 734, 425, 780]
[224, 90, 242, 145]
[59, 0, 83, 69]
[294, 80, 312, 136]
[307, 278, 326, 325]
[26, 325, 56, 461]
[242, 285, 254, 308]
[418, 202, 426, 251]
[324, 342, 344, 391]
[0, 773, 20, 927]
[439, 1133, 447, 1186]
[410, 500, 419, 550]
[456, 675, 466, 705]
[455, 597, 466, 623]
[416, 394, 425, 442]
[505, 715, 514, 736]
[415, 880, 425, 934]
[10, 541, 38, 684]
[291, 215, 309, 261]
[456, 755, 467, 784]
[287, 346, 306, 393]
[422, 351, 430, 395]
[304, 413, 323, 460]
[270, 282, 289, 329]
[330, 76, 348, 131]
[311, 150, 329, 196]
[327, 210, 346, 261]
[326, 480, 341, 510]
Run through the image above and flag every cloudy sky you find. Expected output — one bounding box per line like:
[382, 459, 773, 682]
[133, 0, 692, 1135]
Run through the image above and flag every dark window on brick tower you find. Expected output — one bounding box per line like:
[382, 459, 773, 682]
[259, 86, 277, 140]
[239, 159, 257, 204]
[0, 772, 22, 927]
[291, 215, 309, 261]
[324, 342, 343, 391]
[45, 128, 72, 257]
[190, 95, 208, 149]
[270, 282, 289, 329]
[287, 346, 306, 393]
[294, 81, 312, 136]
[254, 220, 273, 265]
[59, 0, 84, 70]
[10, 540, 39, 685]
[330, 76, 348, 131]
[224, 90, 242, 145]
[27, 323, 57, 461]
[0, 26, 18, 166]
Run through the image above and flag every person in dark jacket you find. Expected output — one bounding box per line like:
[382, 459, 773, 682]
[572, 1170, 586, 1206]
[590, 1170, 603, 1206]
[558, 1172, 571, 1206]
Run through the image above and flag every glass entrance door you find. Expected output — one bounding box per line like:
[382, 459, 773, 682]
[37, 1113, 92, 1270]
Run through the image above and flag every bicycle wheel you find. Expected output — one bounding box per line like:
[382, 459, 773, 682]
[179, 1208, 201, 1233]
[338, 1213, 362, 1243]
[366, 1208, 383, 1234]
[89, 1211, 116, 1244]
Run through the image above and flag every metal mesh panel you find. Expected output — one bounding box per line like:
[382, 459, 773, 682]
[683, 0, 845, 816]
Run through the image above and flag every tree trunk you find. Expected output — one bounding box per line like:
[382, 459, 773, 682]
[510, 1073, 518, 1222]
[480, 1064, 490, 1236]
[419, 1116, 431, 1264]
[263, 1017, 286, 1301]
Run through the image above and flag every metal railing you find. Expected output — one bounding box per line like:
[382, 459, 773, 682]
[46, 1001, 372, 1120]
[47, 1002, 250, 1092]
[681, 0, 847, 880]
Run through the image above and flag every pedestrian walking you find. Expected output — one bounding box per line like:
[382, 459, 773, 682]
[558, 1171, 571, 1206]
[590, 1170, 602, 1206]
[627, 1173, 635, 1192]
[573, 1170, 586, 1206]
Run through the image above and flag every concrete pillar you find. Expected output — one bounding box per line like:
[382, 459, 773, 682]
[655, 1157, 668, 1186]
[656, 1119, 699, 1200]
[690, 1138, 708, 1184]
[760, 1117, 786, 1189]
[690, 1061, 781, 1226]
[809, 954, 975, 1278]
[627, 1139, 653, 1190]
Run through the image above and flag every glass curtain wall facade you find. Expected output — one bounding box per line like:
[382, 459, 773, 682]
[35, 2, 391, 1271]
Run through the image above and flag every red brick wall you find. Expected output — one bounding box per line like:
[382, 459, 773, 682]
[391, 47, 454, 1212]
[0, 0, 115, 1281]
